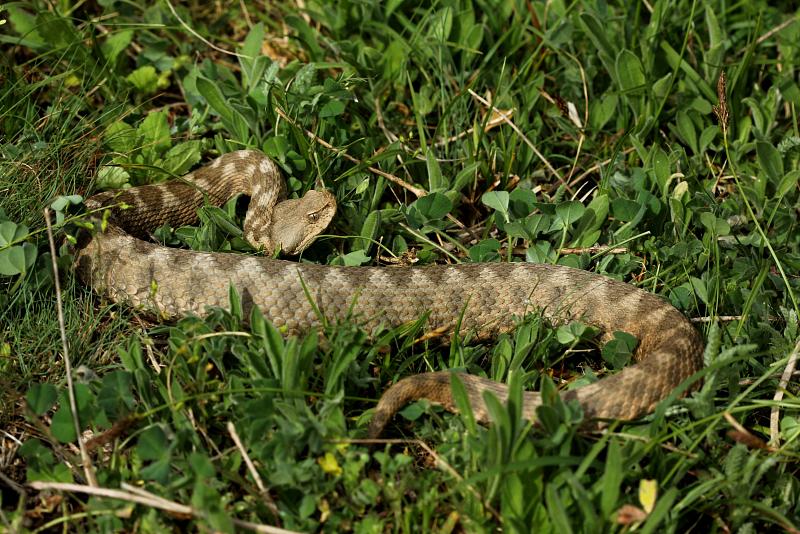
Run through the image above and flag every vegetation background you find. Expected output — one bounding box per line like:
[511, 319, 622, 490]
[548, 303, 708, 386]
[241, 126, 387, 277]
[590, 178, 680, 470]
[1, 0, 799, 531]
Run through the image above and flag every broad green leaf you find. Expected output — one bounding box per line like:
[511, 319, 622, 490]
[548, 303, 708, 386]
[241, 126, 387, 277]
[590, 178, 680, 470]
[239, 22, 266, 91]
[651, 146, 670, 193]
[481, 191, 510, 215]
[601, 440, 623, 517]
[51, 384, 93, 443]
[50, 195, 83, 213]
[452, 162, 480, 192]
[126, 65, 160, 94]
[341, 250, 371, 266]
[589, 93, 618, 130]
[104, 120, 137, 153]
[579, 13, 616, 75]
[96, 166, 131, 189]
[319, 99, 345, 118]
[0, 244, 35, 276]
[690, 277, 709, 306]
[139, 110, 171, 154]
[555, 200, 585, 226]
[425, 147, 445, 191]
[26, 383, 58, 416]
[354, 210, 380, 252]
[196, 76, 250, 141]
[616, 49, 646, 93]
[756, 141, 783, 185]
[0, 221, 28, 246]
[6, 6, 45, 46]
[101, 29, 133, 64]
[699, 212, 730, 236]
[601, 331, 637, 369]
[137, 426, 169, 461]
[611, 198, 641, 222]
[98, 371, 135, 419]
[162, 141, 202, 175]
[428, 6, 453, 42]
[778, 170, 800, 197]
[468, 238, 501, 262]
[675, 111, 697, 153]
[411, 192, 452, 221]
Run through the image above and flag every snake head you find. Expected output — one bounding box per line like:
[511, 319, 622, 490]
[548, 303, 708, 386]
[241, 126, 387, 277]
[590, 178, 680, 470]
[267, 189, 337, 255]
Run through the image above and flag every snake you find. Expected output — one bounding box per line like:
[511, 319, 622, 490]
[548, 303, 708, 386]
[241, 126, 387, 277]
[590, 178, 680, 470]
[75, 150, 704, 436]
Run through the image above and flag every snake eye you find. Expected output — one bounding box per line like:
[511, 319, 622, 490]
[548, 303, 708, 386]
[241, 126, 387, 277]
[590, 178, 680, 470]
[308, 212, 319, 222]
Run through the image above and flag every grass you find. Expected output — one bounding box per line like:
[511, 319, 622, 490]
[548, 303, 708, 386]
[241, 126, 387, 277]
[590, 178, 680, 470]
[1, 0, 799, 531]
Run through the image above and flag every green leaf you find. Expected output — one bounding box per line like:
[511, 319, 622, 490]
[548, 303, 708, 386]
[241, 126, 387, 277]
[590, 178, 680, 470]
[97, 371, 135, 419]
[101, 29, 133, 64]
[699, 212, 730, 236]
[611, 198, 641, 222]
[354, 210, 381, 253]
[428, 7, 453, 42]
[200, 206, 243, 237]
[0, 244, 36, 276]
[778, 170, 800, 197]
[239, 22, 267, 91]
[601, 331, 638, 369]
[50, 195, 83, 213]
[468, 239, 501, 262]
[756, 141, 783, 185]
[676, 111, 697, 153]
[0, 221, 29, 246]
[137, 426, 169, 461]
[162, 141, 202, 176]
[126, 65, 160, 94]
[651, 146, 670, 194]
[481, 191, 510, 218]
[341, 250, 371, 266]
[319, 99, 345, 118]
[26, 383, 58, 416]
[408, 192, 452, 225]
[555, 200, 585, 226]
[578, 13, 616, 75]
[139, 110, 171, 155]
[425, 147, 445, 191]
[691, 277, 709, 306]
[51, 384, 93, 443]
[601, 440, 623, 518]
[615, 49, 646, 94]
[96, 166, 131, 189]
[6, 7, 45, 47]
[104, 120, 137, 153]
[196, 76, 251, 141]
[589, 93, 618, 130]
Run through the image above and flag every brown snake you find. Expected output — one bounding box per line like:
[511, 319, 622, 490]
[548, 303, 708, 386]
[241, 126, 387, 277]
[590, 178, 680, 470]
[76, 150, 704, 436]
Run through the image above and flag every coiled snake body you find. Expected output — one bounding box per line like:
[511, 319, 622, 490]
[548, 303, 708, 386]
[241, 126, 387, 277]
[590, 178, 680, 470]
[76, 150, 704, 435]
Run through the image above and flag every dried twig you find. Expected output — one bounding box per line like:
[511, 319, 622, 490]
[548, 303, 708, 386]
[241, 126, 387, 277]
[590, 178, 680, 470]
[44, 208, 98, 487]
[28, 481, 300, 534]
[227, 422, 280, 519]
[568, 147, 637, 188]
[559, 245, 628, 255]
[690, 315, 744, 324]
[163, 0, 247, 59]
[467, 89, 568, 192]
[770, 336, 800, 446]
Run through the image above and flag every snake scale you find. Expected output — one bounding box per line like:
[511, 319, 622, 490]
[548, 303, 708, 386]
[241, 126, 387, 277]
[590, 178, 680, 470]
[76, 150, 704, 436]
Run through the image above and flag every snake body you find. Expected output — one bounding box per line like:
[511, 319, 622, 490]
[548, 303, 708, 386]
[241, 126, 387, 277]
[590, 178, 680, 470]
[76, 150, 704, 435]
